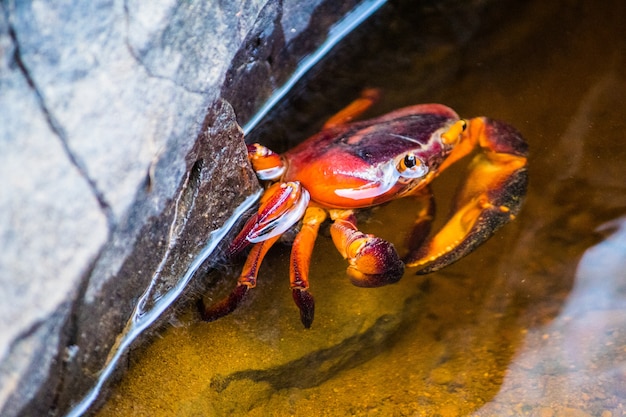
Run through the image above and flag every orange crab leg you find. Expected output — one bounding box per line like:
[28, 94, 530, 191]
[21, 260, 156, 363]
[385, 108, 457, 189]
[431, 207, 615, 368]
[322, 88, 381, 129]
[329, 209, 404, 287]
[199, 235, 280, 322]
[200, 181, 310, 321]
[289, 207, 327, 328]
[405, 117, 528, 273]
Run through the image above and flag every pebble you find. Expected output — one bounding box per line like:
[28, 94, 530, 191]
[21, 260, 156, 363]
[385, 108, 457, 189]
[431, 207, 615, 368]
[537, 407, 555, 417]
[555, 407, 592, 417]
[429, 367, 454, 385]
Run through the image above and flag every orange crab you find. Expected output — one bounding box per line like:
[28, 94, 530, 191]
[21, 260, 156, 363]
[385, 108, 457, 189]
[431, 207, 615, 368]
[199, 90, 528, 328]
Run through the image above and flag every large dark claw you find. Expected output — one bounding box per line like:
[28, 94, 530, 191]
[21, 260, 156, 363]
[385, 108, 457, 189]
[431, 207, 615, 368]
[292, 289, 315, 328]
[198, 284, 249, 322]
[406, 117, 528, 274]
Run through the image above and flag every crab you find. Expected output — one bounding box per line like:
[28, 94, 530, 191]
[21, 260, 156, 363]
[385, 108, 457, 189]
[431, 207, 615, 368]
[199, 89, 528, 328]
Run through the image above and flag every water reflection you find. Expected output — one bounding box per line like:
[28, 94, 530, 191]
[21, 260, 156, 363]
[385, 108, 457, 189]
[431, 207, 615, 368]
[568, 218, 626, 315]
[480, 218, 626, 416]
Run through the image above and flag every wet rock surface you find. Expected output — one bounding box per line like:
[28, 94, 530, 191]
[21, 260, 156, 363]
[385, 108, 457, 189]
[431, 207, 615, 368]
[0, 0, 359, 415]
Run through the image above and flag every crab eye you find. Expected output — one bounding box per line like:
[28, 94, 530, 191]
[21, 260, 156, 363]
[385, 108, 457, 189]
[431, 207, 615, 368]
[403, 154, 417, 168]
[396, 152, 428, 179]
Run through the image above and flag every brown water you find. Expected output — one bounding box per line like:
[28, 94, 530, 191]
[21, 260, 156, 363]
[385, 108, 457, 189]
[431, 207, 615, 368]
[98, 0, 626, 416]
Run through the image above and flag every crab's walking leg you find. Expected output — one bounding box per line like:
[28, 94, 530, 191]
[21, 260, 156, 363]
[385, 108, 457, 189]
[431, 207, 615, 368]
[329, 209, 405, 287]
[403, 191, 436, 260]
[405, 117, 528, 274]
[289, 207, 327, 328]
[322, 88, 381, 129]
[200, 181, 310, 322]
[198, 235, 280, 322]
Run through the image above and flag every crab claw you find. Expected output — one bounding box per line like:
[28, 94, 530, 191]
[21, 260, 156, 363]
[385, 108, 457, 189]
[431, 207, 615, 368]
[347, 236, 405, 287]
[247, 143, 285, 180]
[228, 181, 310, 256]
[330, 212, 405, 287]
[406, 118, 528, 274]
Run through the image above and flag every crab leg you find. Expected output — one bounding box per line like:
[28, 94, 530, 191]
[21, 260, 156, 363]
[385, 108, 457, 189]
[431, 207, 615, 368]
[329, 209, 405, 287]
[322, 88, 380, 129]
[405, 117, 528, 273]
[200, 181, 310, 321]
[403, 191, 436, 258]
[198, 235, 280, 322]
[289, 207, 327, 328]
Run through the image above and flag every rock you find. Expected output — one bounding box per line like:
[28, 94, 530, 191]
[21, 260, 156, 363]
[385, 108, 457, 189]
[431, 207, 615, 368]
[0, 5, 109, 415]
[429, 366, 455, 385]
[556, 408, 592, 417]
[0, 0, 360, 415]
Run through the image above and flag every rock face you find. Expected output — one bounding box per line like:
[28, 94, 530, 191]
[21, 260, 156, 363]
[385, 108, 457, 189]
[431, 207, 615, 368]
[0, 0, 359, 415]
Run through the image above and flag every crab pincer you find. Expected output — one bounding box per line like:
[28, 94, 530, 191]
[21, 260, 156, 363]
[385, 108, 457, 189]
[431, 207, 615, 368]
[330, 210, 404, 287]
[404, 117, 528, 273]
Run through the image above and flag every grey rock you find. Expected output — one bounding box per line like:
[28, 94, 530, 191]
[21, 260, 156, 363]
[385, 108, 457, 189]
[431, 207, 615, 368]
[0, 5, 109, 415]
[0, 0, 359, 415]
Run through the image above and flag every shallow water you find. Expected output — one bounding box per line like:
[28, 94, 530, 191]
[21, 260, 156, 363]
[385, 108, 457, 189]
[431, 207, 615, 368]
[97, 0, 626, 416]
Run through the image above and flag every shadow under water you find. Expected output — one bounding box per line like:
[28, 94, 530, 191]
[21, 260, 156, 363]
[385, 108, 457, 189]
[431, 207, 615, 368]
[97, 0, 626, 416]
